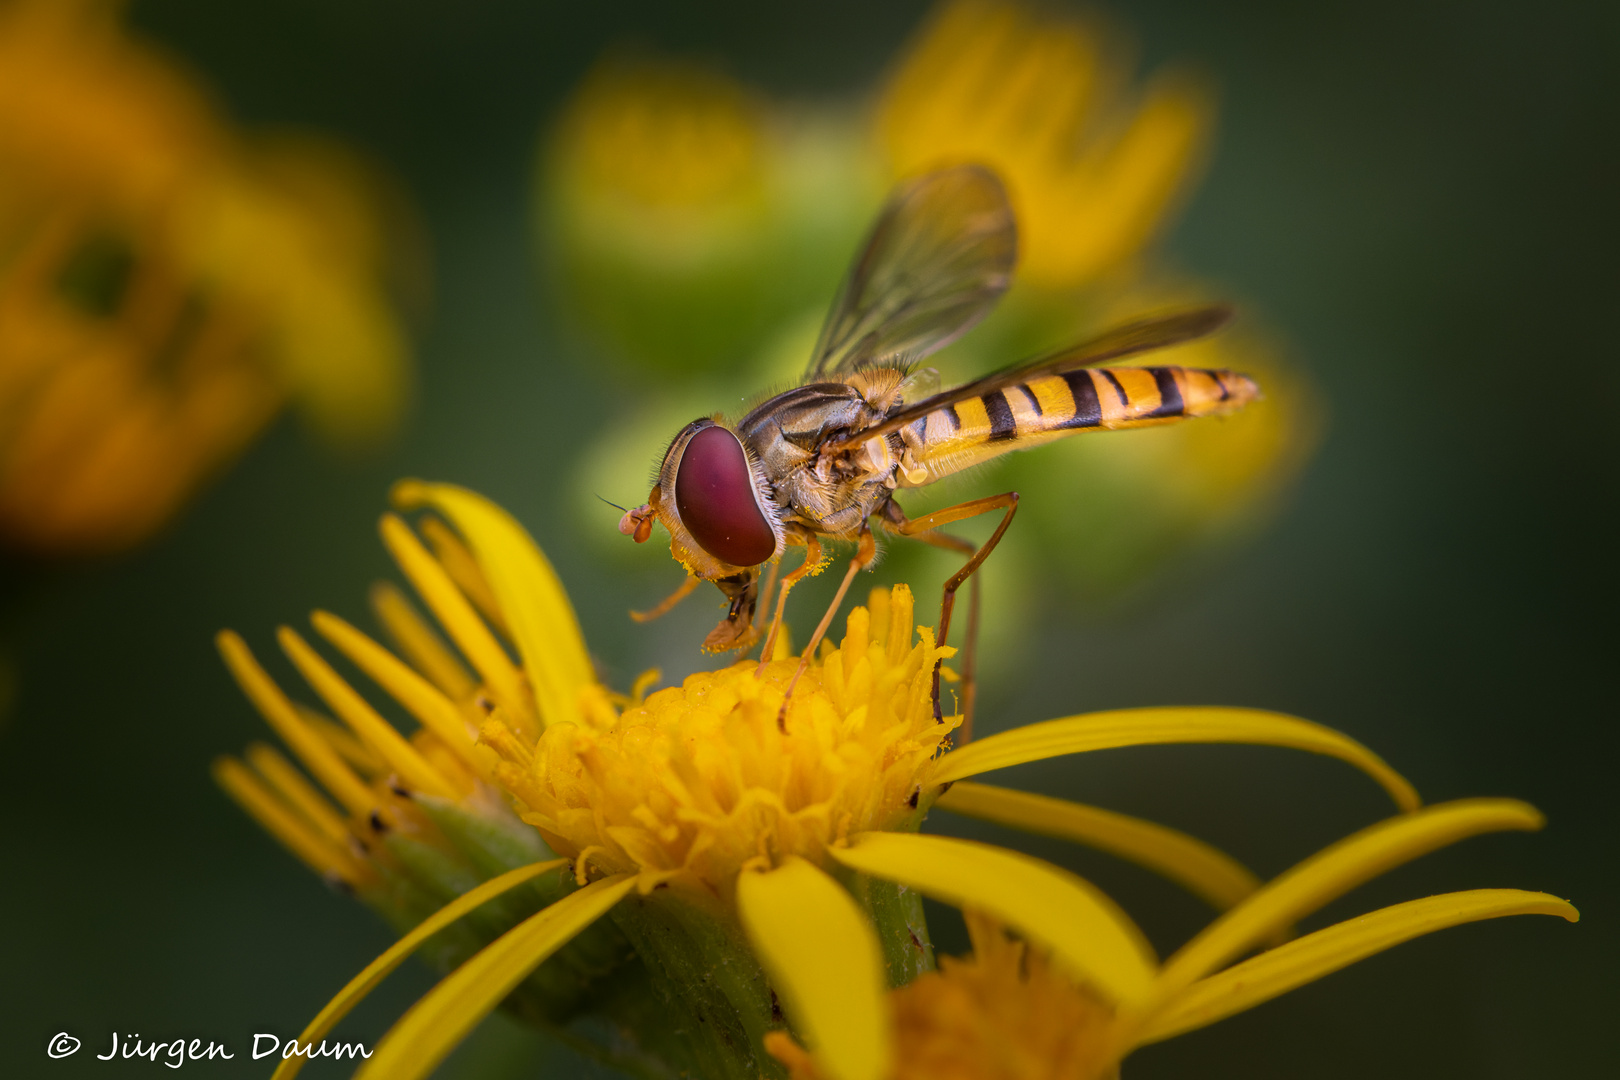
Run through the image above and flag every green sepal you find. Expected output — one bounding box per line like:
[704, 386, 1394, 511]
[414, 791, 553, 875]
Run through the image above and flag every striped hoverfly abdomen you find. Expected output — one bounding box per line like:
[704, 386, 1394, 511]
[895, 362, 1261, 487]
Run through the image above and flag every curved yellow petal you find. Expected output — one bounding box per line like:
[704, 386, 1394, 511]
[216, 630, 378, 819]
[243, 743, 353, 849]
[1152, 799, 1545, 1003]
[211, 756, 363, 884]
[737, 858, 890, 1080]
[277, 625, 458, 800]
[356, 873, 636, 1080]
[379, 513, 534, 731]
[310, 609, 488, 779]
[393, 480, 592, 729]
[830, 832, 1155, 1004]
[1138, 889, 1578, 1045]
[936, 782, 1262, 911]
[931, 708, 1418, 812]
[269, 859, 567, 1080]
[369, 580, 478, 702]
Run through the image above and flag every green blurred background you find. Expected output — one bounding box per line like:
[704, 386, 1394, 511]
[2, 0, 1615, 1076]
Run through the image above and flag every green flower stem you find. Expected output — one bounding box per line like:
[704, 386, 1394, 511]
[609, 889, 787, 1080]
[843, 872, 935, 986]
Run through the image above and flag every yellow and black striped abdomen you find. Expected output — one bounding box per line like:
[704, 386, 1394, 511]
[902, 365, 1260, 485]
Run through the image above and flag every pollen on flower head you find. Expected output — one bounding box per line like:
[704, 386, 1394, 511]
[483, 585, 959, 897]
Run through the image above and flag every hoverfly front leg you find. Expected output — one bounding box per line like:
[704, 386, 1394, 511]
[705, 570, 763, 653]
[630, 574, 701, 623]
[775, 526, 877, 730]
[888, 491, 1020, 743]
[756, 535, 823, 671]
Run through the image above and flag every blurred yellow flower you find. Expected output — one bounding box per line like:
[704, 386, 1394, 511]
[879, 0, 1210, 292]
[540, 52, 876, 375]
[0, 0, 415, 554]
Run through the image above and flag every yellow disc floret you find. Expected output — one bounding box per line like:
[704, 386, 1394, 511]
[485, 585, 957, 897]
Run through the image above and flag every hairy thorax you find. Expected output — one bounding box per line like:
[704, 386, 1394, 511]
[737, 370, 909, 540]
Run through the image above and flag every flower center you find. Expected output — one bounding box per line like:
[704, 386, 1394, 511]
[484, 585, 957, 897]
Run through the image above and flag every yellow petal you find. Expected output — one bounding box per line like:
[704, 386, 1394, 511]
[310, 609, 488, 779]
[211, 756, 362, 884]
[936, 782, 1262, 911]
[243, 743, 352, 849]
[356, 873, 635, 1080]
[1138, 889, 1578, 1045]
[269, 859, 567, 1080]
[379, 513, 534, 732]
[1152, 799, 1545, 1003]
[277, 625, 459, 800]
[216, 630, 378, 819]
[369, 580, 477, 702]
[830, 832, 1156, 1004]
[419, 514, 511, 637]
[931, 707, 1418, 812]
[736, 858, 890, 1080]
[392, 480, 592, 729]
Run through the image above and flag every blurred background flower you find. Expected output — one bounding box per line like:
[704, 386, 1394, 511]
[545, 0, 1320, 655]
[0, 0, 419, 556]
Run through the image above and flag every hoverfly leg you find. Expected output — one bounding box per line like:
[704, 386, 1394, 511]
[892, 491, 1020, 744]
[756, 535, 822, 672]
[704, 575, 762, 653]
[630, 574, 701, 623]
[891, 523, 981, 739]
[776, 527, 876, 730]
[751, 556, 784, 642]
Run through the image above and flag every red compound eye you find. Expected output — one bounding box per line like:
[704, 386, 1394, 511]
[674, 425, 775, 567]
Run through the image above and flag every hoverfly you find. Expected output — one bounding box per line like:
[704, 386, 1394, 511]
[618, 165, 1258, 724]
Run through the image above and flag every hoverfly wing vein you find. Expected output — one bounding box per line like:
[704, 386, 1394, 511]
[805, 164, 1016, 380]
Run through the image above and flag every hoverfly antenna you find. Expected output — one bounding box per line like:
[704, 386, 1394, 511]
[595, 494, 630, 514]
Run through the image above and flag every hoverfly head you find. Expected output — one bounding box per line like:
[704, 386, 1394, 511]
[654, 419, 779, 571]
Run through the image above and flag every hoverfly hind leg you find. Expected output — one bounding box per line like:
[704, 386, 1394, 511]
[889, 491, 1020, 744]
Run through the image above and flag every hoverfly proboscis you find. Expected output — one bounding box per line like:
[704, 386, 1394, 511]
[617, 164, 1259, 736]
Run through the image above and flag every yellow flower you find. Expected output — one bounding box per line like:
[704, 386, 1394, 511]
[540, 52, 876, 376]
[0, 0, 413, 553]
[766, 811, 1576, 1080]
[487, 583, 952, 896]
[878, 0, 1211, 292]
[214, 481, 1449, 1080]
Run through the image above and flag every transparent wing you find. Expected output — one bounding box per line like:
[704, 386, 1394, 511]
[805, 164, 1017, 381]
[824, 306, 1234, 450]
